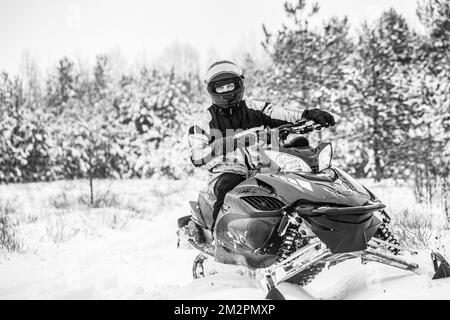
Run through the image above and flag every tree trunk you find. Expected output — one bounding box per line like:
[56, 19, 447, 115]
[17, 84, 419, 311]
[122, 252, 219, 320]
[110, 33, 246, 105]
[444, 178, 449, 224]
[372, 107, 382, 182]
[89, 173, 94, 206]
[88, 142, 94, 206]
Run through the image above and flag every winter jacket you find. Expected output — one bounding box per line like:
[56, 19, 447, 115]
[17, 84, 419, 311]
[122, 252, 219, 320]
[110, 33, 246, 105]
[188, 100, 303, 181]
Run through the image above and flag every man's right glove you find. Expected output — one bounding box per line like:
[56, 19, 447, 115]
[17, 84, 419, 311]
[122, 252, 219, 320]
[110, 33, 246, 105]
[301, 109, 335, 127]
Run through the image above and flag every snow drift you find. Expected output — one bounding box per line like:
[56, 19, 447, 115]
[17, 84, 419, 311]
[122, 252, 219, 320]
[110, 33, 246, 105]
[0, 178, 449, 299]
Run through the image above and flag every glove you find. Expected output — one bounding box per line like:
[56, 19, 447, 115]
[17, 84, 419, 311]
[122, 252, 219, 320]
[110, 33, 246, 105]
[301, 109, 335, 127]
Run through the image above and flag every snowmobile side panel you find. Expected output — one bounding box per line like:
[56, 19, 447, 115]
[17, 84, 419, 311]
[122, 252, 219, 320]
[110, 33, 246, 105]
[211, 178, 286, 269]
[306, 213, 382, 253]
[216, 213, 281, 251]
[254, 171, 372, 207]
[215, 213, 282, 269]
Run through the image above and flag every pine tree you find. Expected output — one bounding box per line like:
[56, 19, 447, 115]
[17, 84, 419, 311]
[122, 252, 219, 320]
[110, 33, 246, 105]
[46, 57, 77, 115]
[114, 67, 196, 179]
[410, 0, 450, 215]
[260, 0, 357, 174]
[20, 51, 42, 112]
[351, 9, 416, 181]
[262, 0, 353, 112]
[0, 73, 52, 183]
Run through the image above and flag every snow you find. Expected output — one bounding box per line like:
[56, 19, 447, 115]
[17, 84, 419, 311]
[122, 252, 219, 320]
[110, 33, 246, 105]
[0, 177, 449, 300]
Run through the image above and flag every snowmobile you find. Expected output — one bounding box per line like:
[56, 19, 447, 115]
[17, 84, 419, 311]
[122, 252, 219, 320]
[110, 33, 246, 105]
[177, 119, 450, 298]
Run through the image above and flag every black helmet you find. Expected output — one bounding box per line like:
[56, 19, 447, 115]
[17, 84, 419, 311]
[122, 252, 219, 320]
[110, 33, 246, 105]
[205, 60, 244, 109]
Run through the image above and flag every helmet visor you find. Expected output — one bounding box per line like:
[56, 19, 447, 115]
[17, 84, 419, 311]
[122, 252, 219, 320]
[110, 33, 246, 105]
[215, 82, 235, 93]
[208, 77, 242, 94]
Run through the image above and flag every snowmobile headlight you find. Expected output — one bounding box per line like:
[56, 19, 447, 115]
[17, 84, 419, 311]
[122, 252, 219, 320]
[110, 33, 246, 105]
[318, 143, 333, 172]
[265, 150, 312, 173]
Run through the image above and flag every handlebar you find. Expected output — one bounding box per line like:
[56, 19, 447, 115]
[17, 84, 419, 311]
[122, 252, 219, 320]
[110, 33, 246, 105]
[270, 119, 324, 141]
[228, 119, 325, 151]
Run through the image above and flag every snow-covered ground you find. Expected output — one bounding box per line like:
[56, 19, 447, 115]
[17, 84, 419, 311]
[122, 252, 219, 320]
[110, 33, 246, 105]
[0, 177, 449, 299]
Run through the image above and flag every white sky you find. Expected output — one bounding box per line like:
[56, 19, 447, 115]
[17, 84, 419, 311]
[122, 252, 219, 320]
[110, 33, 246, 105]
[0, 0, 422, 74]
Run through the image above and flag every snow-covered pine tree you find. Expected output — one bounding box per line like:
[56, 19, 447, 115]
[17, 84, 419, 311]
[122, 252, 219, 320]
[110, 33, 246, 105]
[45, 57, 78, 116]
[20, 51, 43, 112]
[351, 9, 416, 181]
[410, 0, 450, 213]
[52, 55, 129, 191]
[261, 0, 356, 174]
[262, 1, 352, 111]
[0, 72, 52, 183]
[115, 67, 196, 179]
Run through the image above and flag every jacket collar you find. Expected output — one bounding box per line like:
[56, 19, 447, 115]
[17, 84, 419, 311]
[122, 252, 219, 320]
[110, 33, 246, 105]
[211, 101, 244, 116]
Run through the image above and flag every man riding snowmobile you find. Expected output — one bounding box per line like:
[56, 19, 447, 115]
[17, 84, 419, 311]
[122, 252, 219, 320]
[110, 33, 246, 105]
[187, 60, 335, 234]
[180, 60, 450, 297]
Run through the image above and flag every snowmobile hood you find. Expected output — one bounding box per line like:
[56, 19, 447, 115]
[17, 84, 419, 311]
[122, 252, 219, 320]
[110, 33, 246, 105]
[254, 167, 374, 207]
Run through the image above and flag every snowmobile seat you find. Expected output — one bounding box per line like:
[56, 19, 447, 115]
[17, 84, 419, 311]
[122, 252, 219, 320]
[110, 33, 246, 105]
[284, 136, 310, 148]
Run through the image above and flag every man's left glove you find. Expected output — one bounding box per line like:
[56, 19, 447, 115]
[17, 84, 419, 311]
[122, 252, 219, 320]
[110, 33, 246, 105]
[301, 109, 335, 127]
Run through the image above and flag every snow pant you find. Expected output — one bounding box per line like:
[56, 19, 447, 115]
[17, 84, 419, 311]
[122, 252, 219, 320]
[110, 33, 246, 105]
[212, 172, 246, 231]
